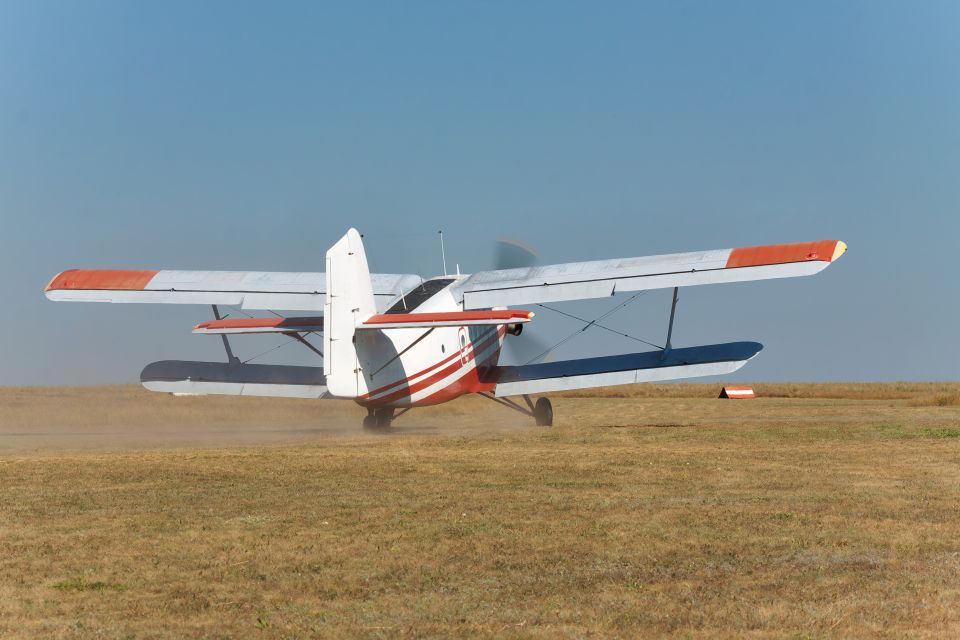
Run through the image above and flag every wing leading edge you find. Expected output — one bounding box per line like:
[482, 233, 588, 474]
[460, 240, 846, 308]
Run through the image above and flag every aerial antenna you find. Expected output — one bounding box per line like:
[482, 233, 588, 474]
[438, 229, 448, 276]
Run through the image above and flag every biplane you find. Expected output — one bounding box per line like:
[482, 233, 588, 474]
[45, 229, 846, 429]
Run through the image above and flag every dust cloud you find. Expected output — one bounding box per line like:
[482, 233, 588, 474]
[0, 385, 528, 455]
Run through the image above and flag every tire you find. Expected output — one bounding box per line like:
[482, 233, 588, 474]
[534, 397, 553, 427]
[375, 407, 395, 429]
[363, 407, 394, 431]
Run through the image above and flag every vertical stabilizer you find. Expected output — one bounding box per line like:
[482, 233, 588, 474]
[324, 229, 375, 397]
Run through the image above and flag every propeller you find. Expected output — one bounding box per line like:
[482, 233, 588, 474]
[493, 237, 554, 364]
[494, 237, 540, 271]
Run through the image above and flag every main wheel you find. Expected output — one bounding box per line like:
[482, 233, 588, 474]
[375, 407, 395, 428]
[533, 397, 553, 427]
[364, 407, 394, 431]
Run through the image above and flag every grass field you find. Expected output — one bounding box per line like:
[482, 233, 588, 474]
[1, 383, 959, 638]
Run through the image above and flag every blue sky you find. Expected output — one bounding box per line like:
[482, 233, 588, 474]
[1, 1, 957, 384]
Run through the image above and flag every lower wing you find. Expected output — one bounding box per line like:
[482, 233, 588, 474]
[486, 342, 763, 396]
[140, 360, 328, 398]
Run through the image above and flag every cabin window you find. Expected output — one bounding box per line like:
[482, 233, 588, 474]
[384, 278, 456, 314]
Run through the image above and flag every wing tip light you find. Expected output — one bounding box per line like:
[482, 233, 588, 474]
[832, 240, 847, 261]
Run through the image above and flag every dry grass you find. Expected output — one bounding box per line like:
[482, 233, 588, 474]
[559, 381, 960, 400]
[1, 383, 959, 638]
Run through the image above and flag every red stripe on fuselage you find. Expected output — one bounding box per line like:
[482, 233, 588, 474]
[358, 327, 504, 407]
[414, 348, 500, 406]
[359, 326, 504, 399]
[360, 340, 468, 399]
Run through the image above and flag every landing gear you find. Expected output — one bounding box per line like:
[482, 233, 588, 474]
[478, 393, 554, 427]
[363, 407, 395, 431]
[533, 397, 553, 427]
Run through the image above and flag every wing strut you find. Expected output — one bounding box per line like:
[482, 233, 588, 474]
[478, 391, 537, 418]
[212, 305, 241, 364]
[289, 332, 324, 359]
[663, 287, 679, 359]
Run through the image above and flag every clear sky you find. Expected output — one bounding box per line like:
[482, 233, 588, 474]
[1, 1, 957, 385]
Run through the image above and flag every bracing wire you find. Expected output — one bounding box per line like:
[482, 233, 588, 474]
[212, 306, 315, 364]
[535, 298, 664, 351]
[241, 335, 301, 365]
[524, 291, 658, 364]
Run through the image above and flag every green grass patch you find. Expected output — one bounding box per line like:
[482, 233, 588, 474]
[919, 427, 960, 439]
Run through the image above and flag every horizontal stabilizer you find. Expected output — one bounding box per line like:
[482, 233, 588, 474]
[141, 360, 327, 398]
[488, 342, 763, 396]
[360, 310, 533, 330]
[193, 316, 324, 335]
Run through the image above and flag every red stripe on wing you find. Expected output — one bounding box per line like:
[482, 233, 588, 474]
[725, 241, 843, 269]
[197, 317, 284, 330]
[45, 269, 160, 291]
[363, 310, 533, 326]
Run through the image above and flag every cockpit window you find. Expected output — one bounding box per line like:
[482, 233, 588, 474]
[384, 278, 456, 314]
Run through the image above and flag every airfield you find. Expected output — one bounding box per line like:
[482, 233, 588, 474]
[1, 383, 959, 638]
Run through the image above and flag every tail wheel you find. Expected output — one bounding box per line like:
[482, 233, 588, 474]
[533, 397, 553, 427]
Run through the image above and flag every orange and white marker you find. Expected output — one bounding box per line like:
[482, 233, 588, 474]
[719, 386, 756, 399]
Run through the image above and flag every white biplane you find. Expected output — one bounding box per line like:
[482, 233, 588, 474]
[45, 229, 846, 428]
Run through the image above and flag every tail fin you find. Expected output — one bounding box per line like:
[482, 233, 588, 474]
[323, 228, 376, 397]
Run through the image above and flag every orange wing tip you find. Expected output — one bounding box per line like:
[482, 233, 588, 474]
[44, 269, 160, 291]
[726, 240, 846, 269]
[45, 270, 76, 292]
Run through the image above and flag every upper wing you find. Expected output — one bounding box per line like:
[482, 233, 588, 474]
[459, 240, 846, 308]
[45, 269, 421, 311]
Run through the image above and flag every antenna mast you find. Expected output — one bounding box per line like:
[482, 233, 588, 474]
[438, 229, 448, 276]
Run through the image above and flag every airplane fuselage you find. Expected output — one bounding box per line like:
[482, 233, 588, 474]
[354, 279, 506, 408]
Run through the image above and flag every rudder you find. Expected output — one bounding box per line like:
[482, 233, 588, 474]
[323, 228, 376, 397]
